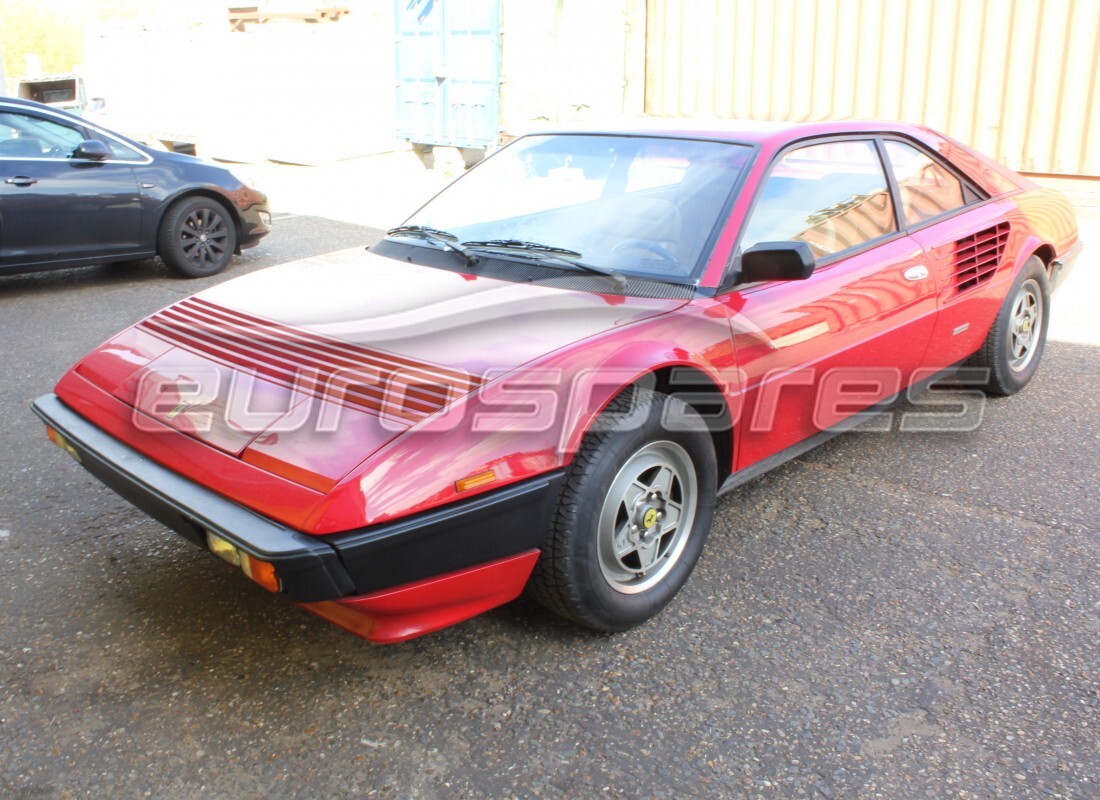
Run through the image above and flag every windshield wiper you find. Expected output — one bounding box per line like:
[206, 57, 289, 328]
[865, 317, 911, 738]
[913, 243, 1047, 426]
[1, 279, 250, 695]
[461, 239, 626, 291]
[462, 239, 585, 258]
[386, 225, 479, 268]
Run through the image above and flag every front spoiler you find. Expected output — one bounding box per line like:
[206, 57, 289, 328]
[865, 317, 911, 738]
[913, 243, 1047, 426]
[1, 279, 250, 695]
[32, 393, 564, 605]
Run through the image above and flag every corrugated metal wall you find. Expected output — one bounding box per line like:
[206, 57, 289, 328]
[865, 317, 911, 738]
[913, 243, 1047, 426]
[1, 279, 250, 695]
[644, 0, 1100, 176]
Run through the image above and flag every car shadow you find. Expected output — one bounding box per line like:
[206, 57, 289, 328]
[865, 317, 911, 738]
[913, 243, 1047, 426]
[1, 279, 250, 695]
[0, 257, 171, 294]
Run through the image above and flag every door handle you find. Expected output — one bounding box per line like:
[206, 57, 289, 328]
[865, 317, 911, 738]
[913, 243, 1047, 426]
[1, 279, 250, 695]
[4, 176, 37, 187]
[903, 265, 929, 281]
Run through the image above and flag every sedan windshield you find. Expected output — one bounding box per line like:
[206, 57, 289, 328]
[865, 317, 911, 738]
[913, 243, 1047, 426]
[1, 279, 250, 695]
[401, 134, 754, 283]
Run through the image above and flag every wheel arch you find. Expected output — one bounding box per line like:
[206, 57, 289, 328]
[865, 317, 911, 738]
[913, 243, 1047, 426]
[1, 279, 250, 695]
[1029, 242, 1056, 275]
[564, 362, 736, 490]
[650, 365, 735, 486]
[155, 188, 244, 256]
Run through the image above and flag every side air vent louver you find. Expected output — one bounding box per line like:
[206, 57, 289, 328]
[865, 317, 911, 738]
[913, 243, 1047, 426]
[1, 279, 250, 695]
[952, 222, 1009, 293]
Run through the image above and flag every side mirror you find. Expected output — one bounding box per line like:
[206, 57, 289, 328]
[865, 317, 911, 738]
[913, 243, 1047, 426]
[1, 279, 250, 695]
[739, 241, 816, 283]
[70, 139, 111, 162]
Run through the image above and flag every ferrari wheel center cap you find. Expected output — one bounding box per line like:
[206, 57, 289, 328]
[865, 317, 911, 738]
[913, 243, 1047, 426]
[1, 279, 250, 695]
[642, 508, 659, 529]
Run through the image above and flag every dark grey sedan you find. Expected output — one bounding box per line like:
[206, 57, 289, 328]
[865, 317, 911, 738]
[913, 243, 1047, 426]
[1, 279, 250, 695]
[0, 96, 270, 278]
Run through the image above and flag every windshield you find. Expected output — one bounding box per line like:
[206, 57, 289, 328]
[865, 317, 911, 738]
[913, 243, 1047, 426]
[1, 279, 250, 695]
[401, 134, 754, 283]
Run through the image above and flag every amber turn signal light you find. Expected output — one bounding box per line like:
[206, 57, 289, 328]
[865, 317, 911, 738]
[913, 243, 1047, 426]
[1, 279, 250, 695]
[242, 554, 281, 593]
[205, 531, 281, 593]
[45, 426, 81, 463]
[455, 469, 496, 493]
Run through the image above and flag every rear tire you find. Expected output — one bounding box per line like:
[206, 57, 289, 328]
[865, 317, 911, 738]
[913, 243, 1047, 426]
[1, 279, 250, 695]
[527, 387, 717, 632]
[158, 196, 237, 278]
[968, 255, 1050, 396]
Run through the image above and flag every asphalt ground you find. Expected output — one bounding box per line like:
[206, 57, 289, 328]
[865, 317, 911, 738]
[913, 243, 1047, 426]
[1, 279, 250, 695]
[1, 210, 1097, 799]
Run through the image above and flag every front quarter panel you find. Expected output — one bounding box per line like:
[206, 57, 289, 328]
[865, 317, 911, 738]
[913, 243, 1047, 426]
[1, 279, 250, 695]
[303, 301, 740, 534]
[134, 157, 269, 245]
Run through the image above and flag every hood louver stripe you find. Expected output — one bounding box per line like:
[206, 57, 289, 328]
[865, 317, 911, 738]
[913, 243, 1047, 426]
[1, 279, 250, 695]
[138, 297, 483, 422]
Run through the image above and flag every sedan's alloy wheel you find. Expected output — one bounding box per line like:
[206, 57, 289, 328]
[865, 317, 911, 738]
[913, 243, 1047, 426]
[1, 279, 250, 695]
[180, 207, 230, 272]
[158, 196, 238, 278]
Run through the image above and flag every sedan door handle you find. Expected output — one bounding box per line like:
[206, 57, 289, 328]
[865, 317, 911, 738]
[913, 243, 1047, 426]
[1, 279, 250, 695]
[4, 176, 37, 187]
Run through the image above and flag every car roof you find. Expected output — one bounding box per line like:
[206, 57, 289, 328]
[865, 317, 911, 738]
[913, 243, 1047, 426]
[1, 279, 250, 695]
[0, 94, 86, 124]
[0, 95, 46, 108]
[519, 116, 938, 149]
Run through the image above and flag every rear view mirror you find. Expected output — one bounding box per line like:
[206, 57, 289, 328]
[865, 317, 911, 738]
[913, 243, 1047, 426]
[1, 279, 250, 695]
[71, 139, 110, 162]
[740, 241, 816, 283]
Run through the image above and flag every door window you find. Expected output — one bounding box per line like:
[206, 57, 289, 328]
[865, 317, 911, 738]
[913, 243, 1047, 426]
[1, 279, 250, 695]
[0, 111, 85, 159]
[741, 139, 897, 260]
[884, 140, 969, 225]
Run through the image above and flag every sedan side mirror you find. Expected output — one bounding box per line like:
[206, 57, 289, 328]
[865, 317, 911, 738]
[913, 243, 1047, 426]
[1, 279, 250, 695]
[740, 241, 816, 283]
[70, 139, 111, 162]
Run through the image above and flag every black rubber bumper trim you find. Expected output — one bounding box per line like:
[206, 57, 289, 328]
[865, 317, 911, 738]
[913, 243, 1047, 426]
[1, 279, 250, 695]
[32, 393, 355, 602]
[31, 393, 565, 602]
[324, 470, 565, 594]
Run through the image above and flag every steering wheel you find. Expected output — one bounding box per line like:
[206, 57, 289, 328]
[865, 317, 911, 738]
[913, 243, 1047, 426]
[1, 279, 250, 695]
[610, 238, 679, 266]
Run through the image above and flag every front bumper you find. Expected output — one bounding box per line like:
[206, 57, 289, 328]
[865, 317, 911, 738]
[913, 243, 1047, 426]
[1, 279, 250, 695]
[238, 200, 272, 250]
[32, 393, 564, 604]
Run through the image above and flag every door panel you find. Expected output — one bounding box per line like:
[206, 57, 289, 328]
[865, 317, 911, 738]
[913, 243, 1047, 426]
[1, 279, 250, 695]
[722, 137, 939, 470]
[0, 159, 143, 266]
[725, 235, 938, 470]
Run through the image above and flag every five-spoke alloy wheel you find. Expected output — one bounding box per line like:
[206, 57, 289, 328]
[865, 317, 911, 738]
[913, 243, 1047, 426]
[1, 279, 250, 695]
[597, 441, 699, 594]
[970, 255, 1050, 396]
[528, 387, 717, 632]
[1007, 277, 1043, 372]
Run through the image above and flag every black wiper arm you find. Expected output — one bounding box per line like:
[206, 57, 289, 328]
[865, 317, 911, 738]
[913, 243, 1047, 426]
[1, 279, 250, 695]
[386, 225, 478, 268]
[461, 239, 583, 258]
[461, 239, 626, 290]
[388, 224, 456, 240]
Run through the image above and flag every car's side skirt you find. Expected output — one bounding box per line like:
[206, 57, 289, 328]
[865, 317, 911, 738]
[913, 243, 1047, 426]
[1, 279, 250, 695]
[718, 361, 967, 497]
[0, 249, 157, 275]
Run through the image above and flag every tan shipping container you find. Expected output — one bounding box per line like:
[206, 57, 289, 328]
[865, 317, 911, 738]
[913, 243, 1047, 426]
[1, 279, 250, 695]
[644, 0, 1100, 177]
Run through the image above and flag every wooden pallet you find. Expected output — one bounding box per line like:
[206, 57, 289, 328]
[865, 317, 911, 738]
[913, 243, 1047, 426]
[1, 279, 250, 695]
[228, 6, 350, 32]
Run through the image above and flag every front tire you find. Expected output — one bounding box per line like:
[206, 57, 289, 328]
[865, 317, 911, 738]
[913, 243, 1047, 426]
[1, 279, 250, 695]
[158, 196, 237, 278]
[969, 255, 1050, 396]
[528, 388, 717, 632]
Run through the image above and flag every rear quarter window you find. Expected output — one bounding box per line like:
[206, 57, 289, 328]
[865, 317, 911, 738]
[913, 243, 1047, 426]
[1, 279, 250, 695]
[884, 140, 971, 225]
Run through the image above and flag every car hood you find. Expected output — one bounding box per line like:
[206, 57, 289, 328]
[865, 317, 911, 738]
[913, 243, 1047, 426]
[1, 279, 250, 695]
[94, 247, 689, 491]
[197, 247, 688, 375]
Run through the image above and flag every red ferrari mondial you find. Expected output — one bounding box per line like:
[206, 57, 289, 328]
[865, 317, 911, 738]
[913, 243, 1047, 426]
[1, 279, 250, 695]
[35, 121, 1081, 643]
